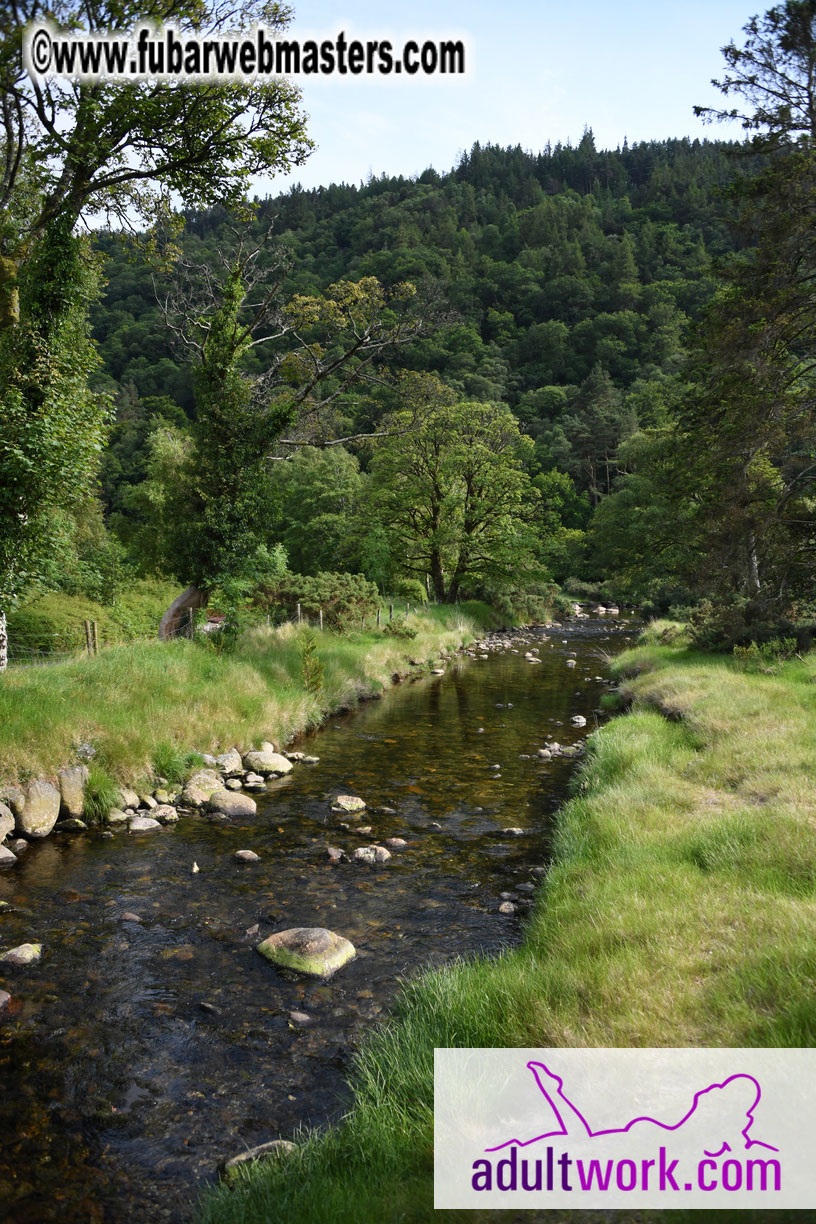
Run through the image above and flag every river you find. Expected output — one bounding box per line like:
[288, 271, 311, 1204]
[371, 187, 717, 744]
[0, 614, 633, 1223]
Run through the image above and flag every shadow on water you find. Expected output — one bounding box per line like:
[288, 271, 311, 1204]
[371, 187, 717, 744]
[0, 616, 634, 1223]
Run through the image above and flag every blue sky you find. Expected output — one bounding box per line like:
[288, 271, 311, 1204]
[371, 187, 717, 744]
[259, 0, 754, 194]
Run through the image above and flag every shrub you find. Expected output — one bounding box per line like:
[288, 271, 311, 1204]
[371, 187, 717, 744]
[256, 571, 380, 631]
[732, 638, 797, 674]
[382, 617, 417, 640]
[391, 577, 428, 605]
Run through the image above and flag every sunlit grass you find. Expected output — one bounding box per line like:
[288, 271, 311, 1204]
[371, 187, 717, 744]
[0, 603, 489, 786]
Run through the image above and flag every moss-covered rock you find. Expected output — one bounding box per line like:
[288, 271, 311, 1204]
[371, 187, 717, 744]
[256, 927, 356, 978]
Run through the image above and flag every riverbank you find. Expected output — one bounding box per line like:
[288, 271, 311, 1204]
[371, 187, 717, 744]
[0, 601, 498, 820]
[198, 621, 816, 1224]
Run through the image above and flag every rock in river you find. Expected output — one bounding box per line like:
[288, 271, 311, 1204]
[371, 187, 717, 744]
[1, 942, 41, 965]
[331, 794, 366, 814]
[0, 846, 17, 867]
[129, 815, 161, 832]
[256, 927, 356, 979]
[234, 849, 260, 863]
[0, 801, 13, 842]
[206, 791, 257, 818]
[58, 764, 89, 817]
[242, 748, 293, 776]
[15, 780, 60, 839]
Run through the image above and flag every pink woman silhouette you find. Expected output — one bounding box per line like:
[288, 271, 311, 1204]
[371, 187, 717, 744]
[487, 1061, 778, 1157]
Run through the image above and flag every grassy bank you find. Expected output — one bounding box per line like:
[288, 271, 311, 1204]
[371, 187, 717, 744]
[198, 623, 816, 1224]
[0, 601, 498, 789]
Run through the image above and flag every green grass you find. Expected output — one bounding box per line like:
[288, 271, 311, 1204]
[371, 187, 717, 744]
[197, 625, 816, 1224]
[0, 603, 490, 787]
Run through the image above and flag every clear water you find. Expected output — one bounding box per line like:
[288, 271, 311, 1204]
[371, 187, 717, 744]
[0, 617, 633, 1223]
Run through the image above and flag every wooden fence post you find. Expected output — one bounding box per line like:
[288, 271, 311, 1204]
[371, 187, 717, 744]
[319, 608, 323, 631]
[296, 602, 302, 624]
[91, 620, 99, 655]
[389, 603, 393, 621]
[84, 620, 93, 658]
[377, 608, 381, 627]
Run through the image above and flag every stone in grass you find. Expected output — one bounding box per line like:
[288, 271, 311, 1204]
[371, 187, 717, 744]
[219, 1139, 297, 1183]
[206, 791, 257, 818]
[234, 850, 260, 863]
[1, 942, 41, 965]
[331, 795, 366, 814]
[129, 815, 161, 833]
[256, 927, 356, 979]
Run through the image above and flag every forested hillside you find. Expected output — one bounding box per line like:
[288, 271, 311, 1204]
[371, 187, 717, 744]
[90, 134, 748, 609]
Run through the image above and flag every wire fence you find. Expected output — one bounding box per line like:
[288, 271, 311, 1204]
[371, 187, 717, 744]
[2, 601, 412, 671]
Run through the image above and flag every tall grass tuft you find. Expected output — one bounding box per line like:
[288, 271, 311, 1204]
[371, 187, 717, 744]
[82, 763, 121, 825]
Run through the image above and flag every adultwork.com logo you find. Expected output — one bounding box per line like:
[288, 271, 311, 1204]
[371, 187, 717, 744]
[435, 1049, 811, 1209]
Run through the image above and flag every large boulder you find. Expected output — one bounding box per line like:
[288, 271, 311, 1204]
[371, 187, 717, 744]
[0, 801, 14, 842]
[256, 927, 356, 978]
[119, 787, 141, 810]
[242, 748, 293, 776]
[58, 765, 89, 818]
[16, 780, 60, 839]
[206, 791, 257, 818]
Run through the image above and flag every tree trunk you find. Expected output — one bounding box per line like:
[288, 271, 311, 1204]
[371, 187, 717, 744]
[159, 586, 209, 640]
[0, 611, 7, 672]
[747, 531, 761, 595]
[430, 549, 446, 602]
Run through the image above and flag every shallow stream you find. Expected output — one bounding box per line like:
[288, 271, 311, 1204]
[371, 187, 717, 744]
[0, 615, 633, 1223]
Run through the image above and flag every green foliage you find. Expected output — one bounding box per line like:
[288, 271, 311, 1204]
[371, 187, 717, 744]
[83, 764, 121, 825]
[264, 447, 366, 576]
[0, 219, 112, 603]
[298, 628, 325, 697]
[390, 578, 428, 605]
[6, 579, 180, 654]
[368, 392, 543, 602]
[152, 741, 203, 786]
[381, 617, 417, 640]
[257, 572, 380, 631]
[732, 637, 798, 674]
